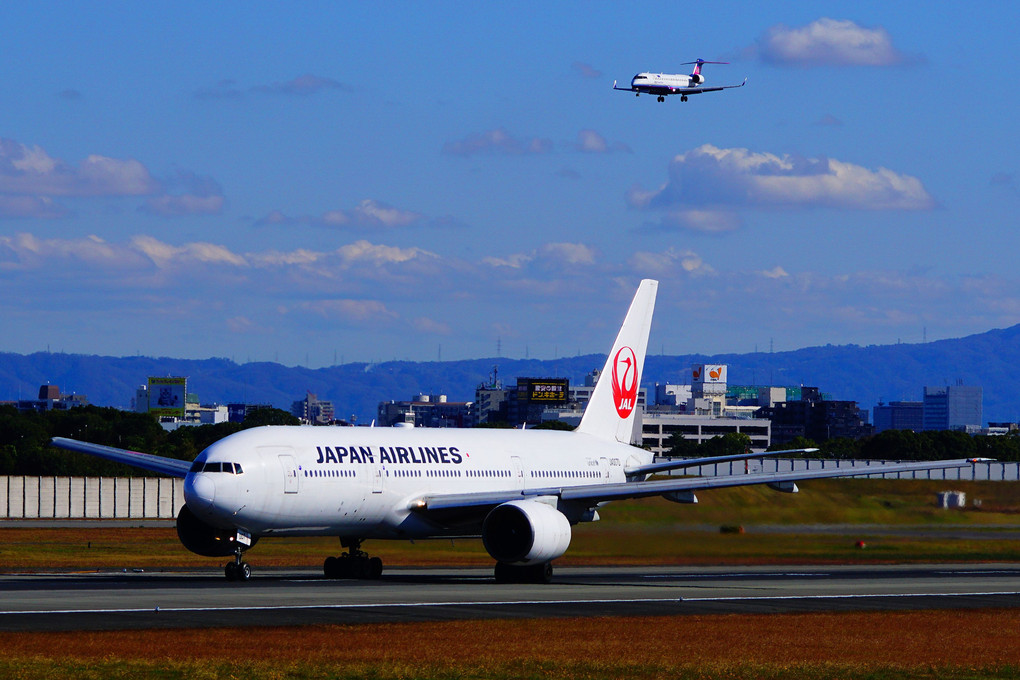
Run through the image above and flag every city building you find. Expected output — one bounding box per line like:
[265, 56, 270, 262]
[377, 394, 473, 428]
[764, 387, 872, 446]
[641, 412, 771, 454]
[15, 384, 88, 412]
[291, 391, 335, 425]
[873, 401, 924, 433]
[923, 384, 983, 432]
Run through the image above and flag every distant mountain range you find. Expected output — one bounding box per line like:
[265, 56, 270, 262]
[2, 323, 1019, 425]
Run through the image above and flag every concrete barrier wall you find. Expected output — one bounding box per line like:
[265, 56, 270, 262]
[0, 477, 185, 520]
[674, 459, 1020, 481]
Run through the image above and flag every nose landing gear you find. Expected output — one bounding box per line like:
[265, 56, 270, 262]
[224, 547, 251, 582]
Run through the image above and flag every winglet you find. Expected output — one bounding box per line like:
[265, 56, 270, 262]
[576, 280, 657, 444]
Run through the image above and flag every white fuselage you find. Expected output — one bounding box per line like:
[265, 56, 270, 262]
[184, 425, 652, 540]
[631, 72, 696, 95]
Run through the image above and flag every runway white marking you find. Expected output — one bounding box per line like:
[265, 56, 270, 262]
[2, 591, 1017, 617]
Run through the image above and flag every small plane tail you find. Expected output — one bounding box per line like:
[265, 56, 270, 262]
[576, 280, 657, 444]
[683, 58, 727, 83]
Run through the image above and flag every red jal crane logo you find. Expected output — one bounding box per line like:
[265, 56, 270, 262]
[611, 346, 638, 419]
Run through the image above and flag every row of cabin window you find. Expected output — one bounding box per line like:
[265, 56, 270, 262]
[530, 470, 598, 479]
[305, 469, 356, 478]
[190, 461, 244, 474]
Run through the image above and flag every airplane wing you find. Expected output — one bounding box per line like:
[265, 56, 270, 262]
[411, 458, 978, 516]
[624, 447, 818, 476]
[675, 78, 748, 95]
[612, 80, 636, 92]
[50, 437, 192, 478]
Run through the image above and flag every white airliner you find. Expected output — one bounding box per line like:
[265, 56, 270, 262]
[614, 59, 747, 102]
[52, 280, 977, 583]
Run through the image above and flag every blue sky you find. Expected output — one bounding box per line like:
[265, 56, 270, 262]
[1, 2, 1018, 367]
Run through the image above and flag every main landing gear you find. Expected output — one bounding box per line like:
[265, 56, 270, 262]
[224, 547, 251, 582]
[323, 538, 383, 580]
[494, 561, 553, 584]
[657, 95, 665, 102]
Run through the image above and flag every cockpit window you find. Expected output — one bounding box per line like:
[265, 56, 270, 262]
[191, 461, 243, 474]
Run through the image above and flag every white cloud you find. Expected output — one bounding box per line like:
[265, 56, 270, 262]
[574, 129, 631, 154]
[757, 18, 907, 67]
[0, 139, 158, 197]
[443, 128, 553, 157]
[629, 248, 715, 277]
[258, 199, 423, 230]
[142, 194, 225, 216]
[300, 299, 397, 322]
[483, 242, 597, 269]
[0, 196, 68, 219]
[196, 74, 351, 100]
[631, 144, 934, 219]
[413, 317, 452, 335]
[131, 236, 248, 268]
[761, 266, 789, 279]
[655, 209, 743, 233]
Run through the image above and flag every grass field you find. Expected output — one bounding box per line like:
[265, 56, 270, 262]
[0, 610, 1018, 679]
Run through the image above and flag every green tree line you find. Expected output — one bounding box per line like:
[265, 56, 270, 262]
[0, 405, 298, 477]
[664, 429, 1020, 462]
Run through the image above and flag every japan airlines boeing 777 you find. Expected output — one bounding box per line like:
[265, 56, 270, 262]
[614, 59, 746, 102]
[52, 280, 978, 583]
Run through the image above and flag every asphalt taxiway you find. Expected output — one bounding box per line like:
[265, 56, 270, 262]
[1, 563, 1018, 631]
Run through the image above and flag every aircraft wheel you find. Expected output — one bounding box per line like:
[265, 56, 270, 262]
[324, 556, 338, 578]
[369, 556, 383, 579]
[224, 562, 237, 581]
[237, 562, 252, 581]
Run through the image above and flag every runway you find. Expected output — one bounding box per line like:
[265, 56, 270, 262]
[1, 563, 1018, 631]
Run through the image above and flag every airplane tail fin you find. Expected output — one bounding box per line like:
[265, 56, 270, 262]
[576, 279, 657, 444]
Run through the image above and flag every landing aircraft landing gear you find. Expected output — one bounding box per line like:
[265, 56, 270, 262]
[657, 95, 665, 102]
[680, 95, 688, 102]
[323, 538, 383, 580]
[494, 561, 553, 584]
[224, 547, 251, 582]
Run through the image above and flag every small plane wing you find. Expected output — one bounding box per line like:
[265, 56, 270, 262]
[625, 447, 818, 477]
[614, 78, 747, 96]
[412, 457, 977, 514]
[50, 437, 192, 478]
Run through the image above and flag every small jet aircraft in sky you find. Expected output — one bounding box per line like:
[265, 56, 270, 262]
[52, 280, 978, 584]
[614, 59, 746, 102]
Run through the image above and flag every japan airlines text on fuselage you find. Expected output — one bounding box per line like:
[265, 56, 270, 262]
[186, 425, 646, 538]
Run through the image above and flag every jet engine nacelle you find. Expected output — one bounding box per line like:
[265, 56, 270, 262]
[176, 504, 258, 557]
[689, 73, 705, 85]
[481, 500, 571, 564]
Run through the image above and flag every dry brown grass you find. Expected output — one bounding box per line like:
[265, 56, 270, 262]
[1, 610, 1018, 668]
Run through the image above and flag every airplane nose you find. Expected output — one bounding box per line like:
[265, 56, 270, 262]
[185, 474, 216, 512]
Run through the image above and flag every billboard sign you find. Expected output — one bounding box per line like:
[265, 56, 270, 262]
[692, 364, 727, 384]
[521, 378, 569, 404]
[148, 377, 187, 417]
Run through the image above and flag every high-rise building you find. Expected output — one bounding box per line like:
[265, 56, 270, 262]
[873, 401, 924, 433]
[923, 385, 983, 431]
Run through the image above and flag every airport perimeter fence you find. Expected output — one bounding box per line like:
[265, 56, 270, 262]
[0, 476, 185, 520]
[664, 458, 1020, 481]
[1, 460, 1017, 520]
